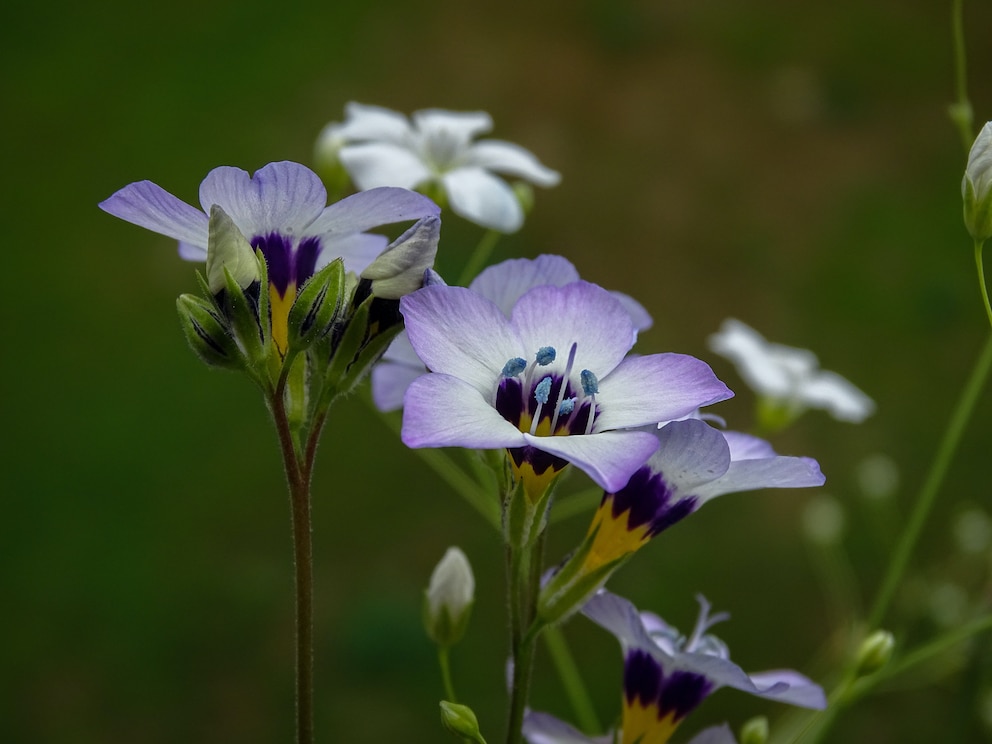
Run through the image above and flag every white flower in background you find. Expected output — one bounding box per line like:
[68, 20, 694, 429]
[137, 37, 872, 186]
[318, 102, 561, 232]
[708, 318, 875, 427]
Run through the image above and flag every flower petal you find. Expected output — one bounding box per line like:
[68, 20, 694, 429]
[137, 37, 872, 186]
[581, 590, 670, 659]
[338, 142, 433, 190]
[610, 291, 653, 335]
[595, 354, 733, 432]
[198, 162, 327, 238]
[401, 285, 522, 396]
[647, 419, 732, 491]
[413, 108, 494, 142]
[371, 333, 426, 412]
[800, 370, 875, 422]
[685, 724, 738, 744]
[307, 186, 440, 236]
[745, 670, 828, 709]
[468, 139, 561, 187]
[522, 711, 609, 744]
[469, 254, 580, 315]
[692, 455, 824, 503]
[99, 180, 208, 247]
[511, 282, 635, 381]
[524, 429, 659, 493]
[402, 373, 525, 449]
[316, 231, 389, 275]
[442, 166, 523, 232]
[337, 102, 413, 143]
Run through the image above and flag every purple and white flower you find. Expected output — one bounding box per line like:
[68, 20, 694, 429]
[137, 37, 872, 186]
[320, 102, 560, 232]
[708, 318, 874, 425]
[399, 278, 731, 497]
[548, 590, 824, 744]
[523, 711, 736, 744]
[99, 160, 439, 354]
[372, 254, 652, 412]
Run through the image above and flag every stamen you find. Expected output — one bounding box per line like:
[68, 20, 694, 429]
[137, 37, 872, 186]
[530, 376, 553, 435]
[558, 398, 576, 415]
[501, 357, 527, 378]
[550, 343, 578, 431]
[535, 346, 557, 366]
[685, 595, 730, 653]
[580, 369, 599, 396]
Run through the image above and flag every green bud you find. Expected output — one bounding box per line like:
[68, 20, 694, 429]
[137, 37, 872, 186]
[740, 716, 769, 744]
[512, 180, 535, 216]
[963, 122, 992, 242]
[439, 701, 487, 744]
[855, 629, 895, 677]
[424, 548, 475, 647]
[176, 294, 243, 370]
[206, 205, 260, 294]
[287, 258, 346, 353]
[360, 216, 440, 300]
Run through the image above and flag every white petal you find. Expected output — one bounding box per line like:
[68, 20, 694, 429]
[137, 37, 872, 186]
[402, 373, 525, 449]
[692, 455, 824, 503]
[469, 255, 580, 315]
[337, 102, 413, 143]
[400, 286, 522, 397]
[685, 724, 738, 744]
[468, 139, 561, 187]
[800, 370, 875, 422]
[99, 180, 208, 248]
[443, 167, 523, 232]
[338, 142, 432, 190]
[413, 109, 493, 141]
[610, 291, 653, 334]
[647, 420, 731, 492]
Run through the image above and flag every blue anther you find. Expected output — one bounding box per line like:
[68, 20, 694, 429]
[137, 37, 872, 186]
[534, 376, 553, 404]
[535, 346, 557, 366]
[558, 397, 576, 416]
[501, 357, 527, 378]
[580, 369, 599, 396]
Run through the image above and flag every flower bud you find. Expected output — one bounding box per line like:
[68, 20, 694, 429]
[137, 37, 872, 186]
[286, 257, 346, 353]
[963, 121, 992, 242]
[740, 716, 769, 744]
[854, 629, 895, 677]
[176, 294, 244, 370]
[205, 205, 260, 294]
[424, 547, 475, 647]
[361, 216, 441, 299]
[439, 700, 487, 744]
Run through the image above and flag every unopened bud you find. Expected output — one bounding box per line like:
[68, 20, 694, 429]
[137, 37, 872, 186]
[206, 205, 260, 294]
[361, 216, 441, 299]
[439, 701, 487, 744]
[855, 630, 895, 677]
[287, 258, 345, 352]
[176, 294, 243, 371]
[740, 716, 769, 744]
[963, 121, 992, 242]
[424, 547, 475, 647]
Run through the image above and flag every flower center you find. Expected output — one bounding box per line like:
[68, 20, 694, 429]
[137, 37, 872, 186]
[495, 342, 600, 439]
[418, 128, 467, 173]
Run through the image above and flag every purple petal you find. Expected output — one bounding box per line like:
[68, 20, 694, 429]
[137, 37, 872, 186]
[198, 162, 327, 238]
[685, 724, 738, 744]
[443, 167, 523, 232]
[308, 186, 440, 236]
[401, 373, 525, 449]
[693, 455, 824, 502]
[581, 590, 669, 659]
[316, 231, 389, 275]
[721, 430, 776, 460]
[595, 354, 733, 432]
[525, 429, 659, 493]
[468, 139, 561, 187]
[99, 180, 208, 247]
[746, 670, 828, 709]
[401, 285, 522, 397]
[511, 282, 635, 382]
[338, 142, 432, 190]
[468, 255, 580, 316]
[522, 711, 609, 744]
[647, 419, 732, 491]
[610, 291, 653, 334]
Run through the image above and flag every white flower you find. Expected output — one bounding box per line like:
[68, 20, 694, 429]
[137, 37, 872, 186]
[424, 547, 475, 647]
[708, 318, 875, 424]
[325, 102, 560, 232]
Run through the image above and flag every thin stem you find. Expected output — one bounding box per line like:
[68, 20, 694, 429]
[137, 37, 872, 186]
[271, 386, 318, 744]
[975, 241, 992, 329]
[438, 646, 458, 702]
[543, 625, 601, 734]
[505, 543, 537, 744]
[950, 0, 974, 151]
[867, 332, 992, 630]
[458, 229, 501, 286]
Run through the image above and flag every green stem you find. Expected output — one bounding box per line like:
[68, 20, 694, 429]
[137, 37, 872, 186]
[271, 387, 319, 744]
[543, 625, 601, 734]
[950, 0, 974, 151]
[867, 332, 992, 630]
[438, 646, 457, 702]
[975, 241, 992, 329]
[458, 230, 501, 286]
[505, 542, 538, 744]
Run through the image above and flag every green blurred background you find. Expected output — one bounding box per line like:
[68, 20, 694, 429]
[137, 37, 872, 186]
[4, 0, 992, 741]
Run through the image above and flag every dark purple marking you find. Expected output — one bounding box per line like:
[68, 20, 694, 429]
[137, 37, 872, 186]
[610, 468, 698, 537]
[623, 650, 712, 723]
[252, 232, 323, 295]
[658, 670, 714, 722]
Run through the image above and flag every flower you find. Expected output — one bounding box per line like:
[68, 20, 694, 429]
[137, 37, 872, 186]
[963, 121, 992, 242]
[568, 590, 824, 744]
[372, 254, 653, 412]
[538, 419, 823, 622]
[523, 711, 736, 744]
[322, 102, 560, 232]
[707, 318, 874, 427]
[399, 280, 732, 500]
[424, 547, 475, 647]
[99, 160, 440, 355]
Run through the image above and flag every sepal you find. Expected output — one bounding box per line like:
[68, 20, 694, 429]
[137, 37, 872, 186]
[287, 257, 346, 353]
[176, 294, 244, 371]
[503, 469, 561, 549]
[221, 267, 267, 369]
